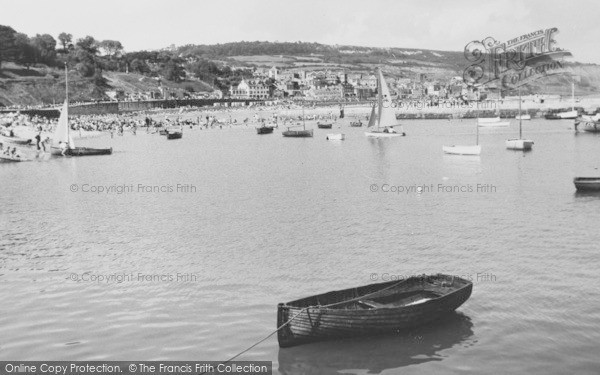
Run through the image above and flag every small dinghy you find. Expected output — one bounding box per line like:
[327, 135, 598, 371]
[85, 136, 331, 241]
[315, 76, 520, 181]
[326, 133, 345, 141]
[574, 177, 600, 191]
[317, 122, 333, 129]
[277, 273, 472, 347]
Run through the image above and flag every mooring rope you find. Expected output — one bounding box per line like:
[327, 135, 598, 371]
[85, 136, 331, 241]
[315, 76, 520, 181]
[198, 306, 310, 375]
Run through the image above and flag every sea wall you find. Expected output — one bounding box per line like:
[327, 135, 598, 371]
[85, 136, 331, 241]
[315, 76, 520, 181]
[0, 99, 256, 118]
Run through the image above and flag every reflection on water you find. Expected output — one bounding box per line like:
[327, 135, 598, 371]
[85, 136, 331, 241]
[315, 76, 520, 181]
[278, 312, 475, 375]
[1, 119, 599, 373]
[574, 191, 600, 199]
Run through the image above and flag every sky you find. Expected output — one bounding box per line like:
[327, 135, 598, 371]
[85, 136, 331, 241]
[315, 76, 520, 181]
[1, 0, 599, 63]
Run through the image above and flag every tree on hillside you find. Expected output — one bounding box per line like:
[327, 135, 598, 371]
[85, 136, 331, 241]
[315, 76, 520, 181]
[99, 40, 123, 58]
[0, 25, 17, 70]
[31, 34, 57, 65]
[162, 59, 185, 82]
[14, 33, 36, 69]
[58, 32, 72, 51]
[73, 36, 99, 77]
[76, 36, 98, 55]
[130, 58, 150, 74]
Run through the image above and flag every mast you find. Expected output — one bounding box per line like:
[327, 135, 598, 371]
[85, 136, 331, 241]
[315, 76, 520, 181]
[571, 81, 575, 111]
[476, 100, 479, 145]
[65, 63, 70, 142]
[376, 69, 383, 131]
[518, 87, 522, 139]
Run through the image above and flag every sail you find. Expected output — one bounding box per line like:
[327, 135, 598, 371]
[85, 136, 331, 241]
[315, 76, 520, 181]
[52, 100, 74, 148]
[376, 69, 397, 128]
[367, 102, 377, 128]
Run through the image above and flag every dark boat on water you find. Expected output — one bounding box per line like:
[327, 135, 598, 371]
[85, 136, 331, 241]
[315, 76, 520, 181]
[166, 131, 182, 139]
[66, 147, 112, 156]
[317, 122, 333, 129]
[277, 273, 472, 348]
[574, 177, 600, 191]
[282, 128, 313, 137]
[256, 125, 275, 134]
[283, 112, 313, 138]
[166, 126, 183, 139]
[350, 120, 363, 127]
[1, 135, 32, 145]
[50, 145, 113, 156]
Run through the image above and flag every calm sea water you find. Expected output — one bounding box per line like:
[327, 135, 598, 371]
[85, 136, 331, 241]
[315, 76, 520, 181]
[1, 117, 599, 374]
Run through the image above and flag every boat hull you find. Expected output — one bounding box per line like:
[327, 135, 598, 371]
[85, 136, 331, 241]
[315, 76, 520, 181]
[442, 145, 481, 155]
[283, 130, 313, 137]
[326, 134, 345, 141]
[166, 132, 182, 139]
[0, 155, 30, 162]
[515, 114, 531, 120]
[1, 136, 31, 145]
[575, 119, 600, 133]
[51, 147, 113, 156]
[546, 110, 578, 120]
[277, 274, 472, 348]
[505, 139, 534, 150]
[574, 177, 600, 191]
[477, 121, 510, 127]
[349, 122, 363, 127]
[364, 131, 404, 138]
[256, 127, 275, 134]
[317, 123, 333, 129]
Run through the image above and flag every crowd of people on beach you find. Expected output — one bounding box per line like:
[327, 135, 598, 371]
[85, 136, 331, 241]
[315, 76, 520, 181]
[0, 101, 357, 161]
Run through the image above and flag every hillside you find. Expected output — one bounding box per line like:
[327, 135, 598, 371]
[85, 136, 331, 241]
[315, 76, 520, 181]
[177, 41, 600, 96]
[1, 40, 600, 107]
[0, 63, 214, 107]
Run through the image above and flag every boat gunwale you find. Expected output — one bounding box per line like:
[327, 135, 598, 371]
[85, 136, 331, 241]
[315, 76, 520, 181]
[279, 274, 472, 312]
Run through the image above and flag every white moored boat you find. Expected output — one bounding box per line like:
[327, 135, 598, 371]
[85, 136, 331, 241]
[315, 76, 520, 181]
[444, 102, 482, 155]
[477, 117, 510, 127]
[506, 89, 534, 151]
[326, 133, 345, 141]
[574, 114, 600, 133]
[442, 145, 481, 155]
[365, 69, 406, 138]
[505, 139, 534, 150]
[515, 114, 531, 120]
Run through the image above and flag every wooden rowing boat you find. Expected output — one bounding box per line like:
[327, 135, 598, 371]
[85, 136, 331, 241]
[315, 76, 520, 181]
[277, 273, 472, 347]
[1, 135, 32, 145]
[256, 125, 275, 134]
[0, 154, 31, 162]
[574, 177, 600, 191]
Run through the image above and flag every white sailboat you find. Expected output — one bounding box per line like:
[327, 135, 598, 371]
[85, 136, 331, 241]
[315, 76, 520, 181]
[443, 102, 482, 155]
[478, 94, 510, 127]
[559, 81, 578, 119]
[364, 69, 405, 138]
[50, 100, 75, 156]
[506, 88, 534, 150]
[51, 64, 112, 156]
